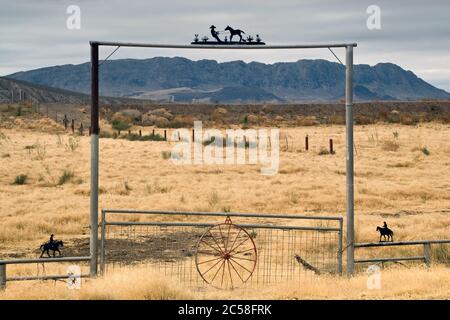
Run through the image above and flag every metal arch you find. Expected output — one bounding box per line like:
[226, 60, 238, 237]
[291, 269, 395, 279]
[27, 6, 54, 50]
[90, 41, 357, 49]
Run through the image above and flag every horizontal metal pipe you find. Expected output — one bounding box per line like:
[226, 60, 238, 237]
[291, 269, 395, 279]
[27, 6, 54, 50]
[103, 209, 343, 221]
[105, 221, 341, 232]
[354, 256, 425, 264]
[354, 240, 450, 248]
[91, 41, 357, 49]
[0, 256, 91, 265]
[7, 274, 90, 282]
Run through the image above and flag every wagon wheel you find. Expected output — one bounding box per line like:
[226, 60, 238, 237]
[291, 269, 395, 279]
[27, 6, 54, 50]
[195, 216, 257, 290]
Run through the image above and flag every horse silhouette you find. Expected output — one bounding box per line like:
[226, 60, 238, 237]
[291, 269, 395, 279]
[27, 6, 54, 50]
[39, 240, 64, 258]
[376, 226, 394, 242]
[225, 26, 245, 42]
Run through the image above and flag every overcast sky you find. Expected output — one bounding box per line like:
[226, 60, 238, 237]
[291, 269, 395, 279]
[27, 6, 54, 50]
[1, 0, 449, 91]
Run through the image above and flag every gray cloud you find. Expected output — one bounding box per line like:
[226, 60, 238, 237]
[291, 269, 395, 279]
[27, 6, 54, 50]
[1, 0, 449, 91]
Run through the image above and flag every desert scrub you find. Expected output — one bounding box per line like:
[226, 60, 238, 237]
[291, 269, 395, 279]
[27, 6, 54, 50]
[318, 147, 330, 155]
[65, 136, 80, 152]
[13, 174, 28, 185]
[58, 170, 75, 185]
[161, 151, 172, 159]
[381, 139, 400, 152]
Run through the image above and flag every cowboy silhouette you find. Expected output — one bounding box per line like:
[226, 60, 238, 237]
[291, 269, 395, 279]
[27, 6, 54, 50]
[383, 221, 388, 229]
[49, 234, 55, 244]
[210, 25, 222, 43]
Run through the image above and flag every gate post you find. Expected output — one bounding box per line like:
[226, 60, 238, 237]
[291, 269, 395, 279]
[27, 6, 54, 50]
[90, 42, 99, 277]
[0, 264, 6, 290]
[345, 45, 355, 276]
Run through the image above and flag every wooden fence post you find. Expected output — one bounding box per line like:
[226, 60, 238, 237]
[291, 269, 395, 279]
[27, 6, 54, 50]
[329, 138, 334, 154]
[71, 119, 75, 134]
[139, 129, 142, 137]
[305, 135, 309, 151]
[0, 264, 5, 290]
[152, 129, 155, 136]
[164, 130, 167, 141]
[423, 243, 432, 267]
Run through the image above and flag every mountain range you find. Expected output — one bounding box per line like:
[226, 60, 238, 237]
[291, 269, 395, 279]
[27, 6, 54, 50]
[8, 57, 450, 103]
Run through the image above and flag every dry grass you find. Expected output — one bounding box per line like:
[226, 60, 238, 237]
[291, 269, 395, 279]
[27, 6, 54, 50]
[0, 264, 448, 300]
[1, 119, 450, 298]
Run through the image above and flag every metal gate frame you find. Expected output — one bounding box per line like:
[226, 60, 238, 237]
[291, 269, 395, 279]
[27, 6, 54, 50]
[99, 209, 344, 278]
[89, 41, 357, 276]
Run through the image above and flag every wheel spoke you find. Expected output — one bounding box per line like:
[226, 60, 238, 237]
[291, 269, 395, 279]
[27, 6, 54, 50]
[227, 260, 234, 289]
[225, 223, 232, 252]
[200, 239, 223, 255]
[228, 235, 250, 255]
[208, 230, 225, 255]
[229, 255, 255, 262]
[218, 224, 227, 252]
[197, 256, 223, 265]
[232, 247, 255, 256]
[202, 257, 224, 277]
[230, 257, 253, 274]
[210, 260, 225, 284]
[227, 229, 242, 254]
[228, 259, 245, 283]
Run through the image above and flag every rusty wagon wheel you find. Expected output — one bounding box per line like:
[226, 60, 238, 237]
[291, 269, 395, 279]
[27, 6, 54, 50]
[195, 216, 257, 290]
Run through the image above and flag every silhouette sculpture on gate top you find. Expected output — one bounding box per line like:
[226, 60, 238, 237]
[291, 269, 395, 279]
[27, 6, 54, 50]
[192, 25, 265, 45]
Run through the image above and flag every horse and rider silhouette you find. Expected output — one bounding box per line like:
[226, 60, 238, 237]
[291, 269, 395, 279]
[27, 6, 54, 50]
[210, 25, 246, 43]
[376, 221, 394, 242]
[39, 234, 64, 258]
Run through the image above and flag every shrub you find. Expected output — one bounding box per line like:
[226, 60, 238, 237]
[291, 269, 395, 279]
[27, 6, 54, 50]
[65, 136, 79, 152]
[58, 170, 74, 185]
[161, 151, 172, 159]
[355, 114, 375, 125]
[296, 116, 319, 126]
[13, 174, 27, 185]
[421, 147, 430, 156]
[382, 140, 400, 152]
[121, 133, 165, 142]
[111, 112, 132, 131]
[318, 147, 330, 155]
[400, 114, 418, 125]
[212, 107, 228, 123]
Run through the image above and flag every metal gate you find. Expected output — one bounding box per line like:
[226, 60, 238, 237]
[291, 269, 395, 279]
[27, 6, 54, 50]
[100, 209, 343, 289]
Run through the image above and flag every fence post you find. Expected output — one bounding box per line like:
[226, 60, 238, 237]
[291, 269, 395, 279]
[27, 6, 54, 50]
[329, 138, 334, 154]
[305, 135, 309, 151]
[139, 129, 142, 137]
[152, 129, 155, 136]
[338, 218, 343, 275]
[0, 264, 5, 290]
[423, 243, 432, 267]
[192, 129, 195, 142]
[71, 119, 75, 134]
[100, 210, 106, 276]
[164, 130, 167, 141]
